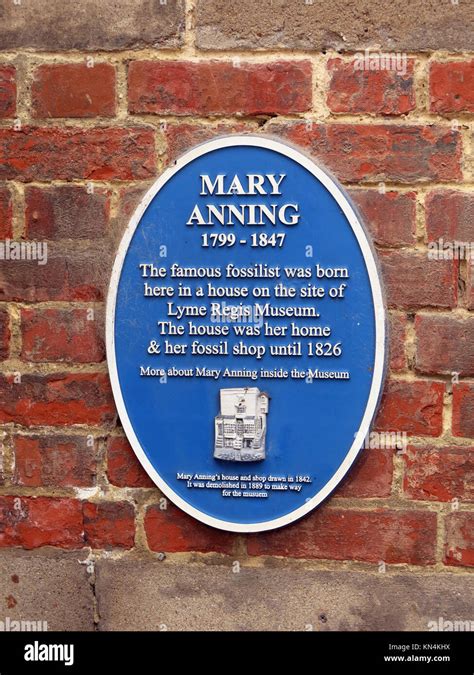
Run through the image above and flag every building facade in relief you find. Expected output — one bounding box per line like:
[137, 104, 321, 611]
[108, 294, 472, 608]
[214, 387, 270, 462]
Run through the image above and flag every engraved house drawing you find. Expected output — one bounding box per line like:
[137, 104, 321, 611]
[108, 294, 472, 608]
[214, 387, 270, 462]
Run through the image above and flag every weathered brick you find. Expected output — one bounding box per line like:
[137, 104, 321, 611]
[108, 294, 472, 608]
[116, 187, 146, 227]
[247, 507, 437, 564]
[444, 512, 474, 567]
[415, 314, 474, 376]
[0, 0, 184, 50]
[351, 190, 416, 247]
[0, 309, 10, 361]
[0, 127, 155, 181]
[425, 190, 474, 242]
[110, 185, 153, 247]
[21, 307, 105, 363]
[404, 446, 474, 502]
[268, 123, 462, 183]
[106, 437, 154, 488]
[0, 497, 83, 549]
[389, 313, 408, 372]
[62, 246, 111, 301]
[25, 185, 110, 240]
[0, 373, 115, 426]
[0, 65, 16, 118]
[32, 64, 116, 118]
[195, 0, 473, 52]
[145, 503, 235, 554]
[0, 243, 110, 302]
[165, 122, 256, 163]
[165, 122, 462, 182]
[115, 187, 146, 224]
[379, 250, 457, 309]
[374, 380, 444, 437]
[0, 186, 13, 238]
[129, 60, 312, 115]
[327, 58, 415, 115]
[0, 254, 67, 302]
[430, 61, 474, 114]
[337, 448, 393, 498]
[83, 501, 135, 549]
[13, 435, 98, 487]
[452, 383, 474, 438]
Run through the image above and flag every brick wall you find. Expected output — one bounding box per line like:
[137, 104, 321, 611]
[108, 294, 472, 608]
[0, 0, 472, 631]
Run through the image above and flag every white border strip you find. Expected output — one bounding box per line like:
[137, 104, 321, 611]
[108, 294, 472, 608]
[106, 135, 387, 533]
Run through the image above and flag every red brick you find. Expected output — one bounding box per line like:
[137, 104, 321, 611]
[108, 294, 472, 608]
[83, 501, 135, 549]
[145, 503, 235, 554]
[55, 246, 110, 301]
[268, 122, 462, 183]
[13, 435, 98, 487]
[404, 446, 474, 502]
[0, 243, 109, 302]
[110, 186, 151, 246]
[165, 122, 255, 163]
[444, 512, 474, 567]
[415, 314, 474, 376]
[107, 436, 154, 488]
[380, 250, 457, 309]
[430, 61, 474, 114]
[0, 373, 115, 426]
[0, 496, 83, 549]
[0, 309, 10, 361]
[351, 190, 416, 247]
[389, 314, 408, 372]
[374, 380, 444, 437]
[327, 58, 415, 115]
[0, 186, 13, 238]
[0, 127, 155, 181]
[0, 254, 66, 302]
[425, 190, 474, 242]
[247, 507, 437, 564]
[128, 60, 312, 115]
[0, 65, 16, 118]
[21, 308, 105, 363]
[115, 187, 145, 222]
[452, 383, 474, 438]
[338, 448, 393, 498]
[32, 63, 116, 118]
[25, 185, 110, 240]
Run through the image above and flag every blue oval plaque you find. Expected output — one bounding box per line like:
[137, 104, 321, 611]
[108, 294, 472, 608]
[106, 135, 386, 532]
